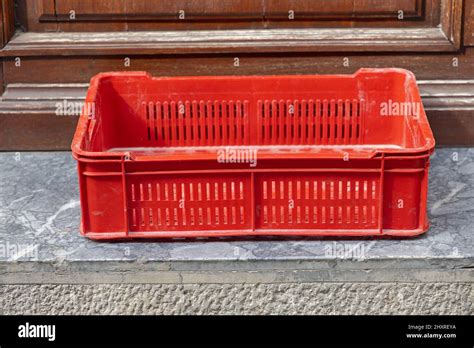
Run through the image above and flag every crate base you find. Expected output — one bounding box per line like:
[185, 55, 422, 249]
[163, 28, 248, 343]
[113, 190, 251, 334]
[81, 226, 429, 241]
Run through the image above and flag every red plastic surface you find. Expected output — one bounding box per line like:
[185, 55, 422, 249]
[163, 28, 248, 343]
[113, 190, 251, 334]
[72, 69, 435, 240]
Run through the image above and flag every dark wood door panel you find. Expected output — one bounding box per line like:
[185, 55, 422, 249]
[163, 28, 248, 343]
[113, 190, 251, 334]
[31, 0, 439, 31]
[265, 0, 422, 18]
[263, 0, 426, 28]
[46, 0, 265, 30]
[52, 0, 423, 21]
[10, 0, 460, 53]
[53, 0, 263, 18]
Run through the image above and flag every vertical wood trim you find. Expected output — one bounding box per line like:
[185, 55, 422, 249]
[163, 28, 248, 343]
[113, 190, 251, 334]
[1, 0, 15, 47]
[0, 0, 13, 96]
[440, 0, 463, 49]
[464, 0, 474, 46]
[0, 1, 4, 48]
[0, 60, 3, 96]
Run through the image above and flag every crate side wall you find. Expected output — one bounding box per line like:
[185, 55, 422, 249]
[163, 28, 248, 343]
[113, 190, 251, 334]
[79, 162, 127, 234]
[382, 156, 429, 232]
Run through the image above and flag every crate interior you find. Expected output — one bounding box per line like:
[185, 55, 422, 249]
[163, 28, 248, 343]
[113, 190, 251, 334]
[81, 70, 428, 154]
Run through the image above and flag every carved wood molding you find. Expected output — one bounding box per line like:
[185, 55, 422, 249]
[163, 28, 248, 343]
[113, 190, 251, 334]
[3, 80, 472, 112]
[0, 26, 461, 57]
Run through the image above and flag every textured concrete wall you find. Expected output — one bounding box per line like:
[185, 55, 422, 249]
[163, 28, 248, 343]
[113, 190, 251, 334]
[1, 283, 472, 315]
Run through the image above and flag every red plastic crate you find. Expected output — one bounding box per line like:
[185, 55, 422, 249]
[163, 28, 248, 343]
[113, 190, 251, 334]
[72, 69, 435, 240]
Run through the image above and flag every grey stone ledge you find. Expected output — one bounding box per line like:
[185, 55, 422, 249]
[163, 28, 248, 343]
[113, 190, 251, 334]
[0, 149, 473, 284]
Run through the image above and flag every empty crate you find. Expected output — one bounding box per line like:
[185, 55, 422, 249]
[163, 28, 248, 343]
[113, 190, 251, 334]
[72, 69, 435, 240]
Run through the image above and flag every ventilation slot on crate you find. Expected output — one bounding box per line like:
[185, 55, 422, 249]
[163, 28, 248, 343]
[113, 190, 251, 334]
[142, 100, 249, 147]
[257, 99, 364, 145]
[256, 175, 379, 229]
[127, 176, 252, 232]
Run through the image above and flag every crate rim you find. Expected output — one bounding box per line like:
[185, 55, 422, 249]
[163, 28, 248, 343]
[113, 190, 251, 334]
[71, 68, 435, 162]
